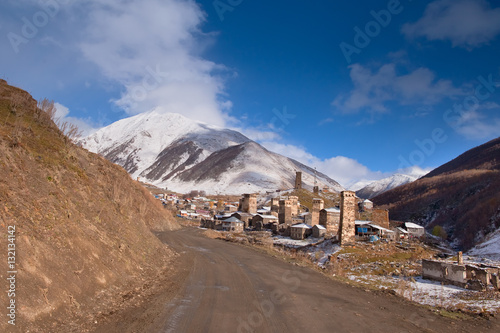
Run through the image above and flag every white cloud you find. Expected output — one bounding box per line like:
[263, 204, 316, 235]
[333, 63, 461, 113]
[260, 141, 384, 187]
[397, 166, 433, 179]
[402, 0, 500, 48]
[54, 103, 99, 136]
[77, 0, 231, 127]
[54, 102, 69, 119]
[451, 110, 500, 140]
[261, 141, 434, 188]
[235, 127, 281, 142]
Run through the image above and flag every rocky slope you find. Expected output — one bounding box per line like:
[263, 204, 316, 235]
[80, 110, 344, 194]
[0, 80, 178, 332]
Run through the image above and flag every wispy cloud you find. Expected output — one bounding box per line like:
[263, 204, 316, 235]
[54, 103, 100, 136]
[76, 0, 233, 127]
[332, 63, 461, 113]
[451, 110, 500, 140]
[402, 0, 500, 49]
[259, 141, 384, 186]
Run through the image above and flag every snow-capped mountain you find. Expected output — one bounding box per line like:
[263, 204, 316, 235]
[80, 109, 344, 195]
[355, 174, 417, 199]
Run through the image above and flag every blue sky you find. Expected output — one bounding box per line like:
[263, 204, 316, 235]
[1, 0, 500, 187]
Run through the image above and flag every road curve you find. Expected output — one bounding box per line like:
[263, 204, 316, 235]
[145, 228, 499, 333]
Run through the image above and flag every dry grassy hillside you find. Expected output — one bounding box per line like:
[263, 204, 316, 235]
[0, 80, 179, 332]
[373, 163, 500, 251]
[286, 189, 340, 210]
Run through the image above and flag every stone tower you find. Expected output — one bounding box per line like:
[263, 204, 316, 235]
[339, 191, 356, 246]
[241, 193, 257, 214]
[311, 198, 324, 226]
[271, 197, 280, 213]
[295, 171, 302, 190]
[289, 196, 299, 216]
[279, 199, 292, 225]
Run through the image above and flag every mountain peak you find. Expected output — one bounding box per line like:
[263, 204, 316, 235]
[81, 112, 343, 194]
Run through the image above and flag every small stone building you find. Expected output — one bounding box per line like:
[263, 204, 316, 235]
[358, 199, 373, 211]
[312, 225, 326, 238]
[224, 205, 238, 213]
[221, 217, 244, 232]
[319, 207, 340, 234]
[290, 223, 312, 240]
[394, 227, 409, 239]
[232, 212, 254, 228]
[422, 259, 500, 291]
[404, 222, 425, 238]
[252, 214, 278, 229]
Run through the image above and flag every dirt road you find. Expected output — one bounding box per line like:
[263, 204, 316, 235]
[95, 228, 500, 333]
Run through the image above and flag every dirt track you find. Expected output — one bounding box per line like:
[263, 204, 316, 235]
[94, 228, 500, 333]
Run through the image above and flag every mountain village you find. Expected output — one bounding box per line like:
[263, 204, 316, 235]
[155, 171, 500, 297]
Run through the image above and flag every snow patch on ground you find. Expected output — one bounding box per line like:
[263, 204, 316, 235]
[306, 240, 341, 267]
[272, 236, 322, 248]
[347, 274, 500, 313]
[468, 229, 500, 261]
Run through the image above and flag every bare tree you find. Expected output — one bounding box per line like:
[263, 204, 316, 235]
[37, 98, 83, 142]
[37, 98, 57, 121]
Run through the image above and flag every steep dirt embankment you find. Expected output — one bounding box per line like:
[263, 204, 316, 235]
[0, 80, 179, 332]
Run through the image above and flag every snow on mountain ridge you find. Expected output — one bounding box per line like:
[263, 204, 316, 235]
[81, 110, 250, 179]
[80, 111, 344, 194]
[356, 174, 417, 199]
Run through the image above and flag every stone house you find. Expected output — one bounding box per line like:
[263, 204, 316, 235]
[221, 216, 244, 233]
[290, 223, 312, 240]
[312, 225, 326, 238]
[358, 199, 373, 211]
[394, 227, 409, 239]
[355, 221, 394, 239]
[404, 222, 425, 238]
[231, 212, 254, 228]
[224, 204, 238, 213]
[422, 259, 500, 291]
[319, 207, 340, 235]
[252, 214, 278, 225]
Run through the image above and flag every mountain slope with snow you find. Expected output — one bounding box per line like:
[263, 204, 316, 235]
[468, 228, 500, 261]
[356, 174, 417, 199]
[373, 136, 500, 251]
[80, 110, 344, 194]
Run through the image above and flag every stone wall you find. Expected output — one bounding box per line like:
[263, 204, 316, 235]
[371, 209, 389, 229]
[319, 210, 340, 235]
